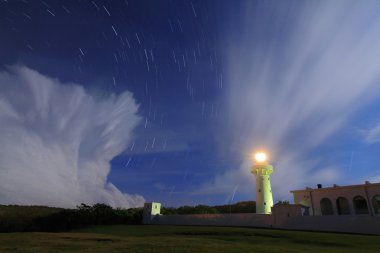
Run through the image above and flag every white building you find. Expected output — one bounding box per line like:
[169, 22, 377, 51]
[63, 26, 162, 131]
[291, 181, 380, 216]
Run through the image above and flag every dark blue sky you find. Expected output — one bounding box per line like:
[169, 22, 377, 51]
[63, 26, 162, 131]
[2, 0, 380, 207]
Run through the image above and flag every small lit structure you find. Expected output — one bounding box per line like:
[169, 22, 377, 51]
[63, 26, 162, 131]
[143, 202, 161, 223]
[251, 151, 274, 214]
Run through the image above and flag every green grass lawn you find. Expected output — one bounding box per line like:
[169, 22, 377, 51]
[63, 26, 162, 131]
[0, 225, 378, 253]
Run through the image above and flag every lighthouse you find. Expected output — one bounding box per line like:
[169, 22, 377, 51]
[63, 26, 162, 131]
[251, 152, 274, 214]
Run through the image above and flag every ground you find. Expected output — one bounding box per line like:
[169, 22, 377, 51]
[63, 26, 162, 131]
[0, 225, 378, 253]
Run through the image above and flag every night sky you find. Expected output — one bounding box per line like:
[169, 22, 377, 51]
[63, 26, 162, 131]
[2, 0, 380, 208]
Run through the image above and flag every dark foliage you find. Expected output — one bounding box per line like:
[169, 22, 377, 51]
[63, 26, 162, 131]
[161, 201, 256, 215]
[0, 201, 255, 232]
[276, 200, 290, 205]
[0, 204, 142, 232]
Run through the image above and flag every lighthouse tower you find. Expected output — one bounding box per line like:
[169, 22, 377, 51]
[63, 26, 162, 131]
[251, 152, 274, 214]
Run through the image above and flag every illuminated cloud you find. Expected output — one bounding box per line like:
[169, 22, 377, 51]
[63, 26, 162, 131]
[0, 66, 144, 208]
[202, 1, 380, 199]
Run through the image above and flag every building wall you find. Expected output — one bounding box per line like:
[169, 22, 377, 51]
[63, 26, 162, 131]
[312, 188, 363, 216]
[292, 183, 380, 216]
[367, 185, 380, 215]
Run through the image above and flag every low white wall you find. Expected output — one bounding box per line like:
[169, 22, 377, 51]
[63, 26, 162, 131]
[151, 213, 272, 227]
[147, 213, 380, 235]
[278, 215, 380, 235]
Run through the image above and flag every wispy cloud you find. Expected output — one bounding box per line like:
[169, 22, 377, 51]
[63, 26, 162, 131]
[363, 124, 380, 144]
[203, 1, 380, 200]
[0, 66, 144, 208]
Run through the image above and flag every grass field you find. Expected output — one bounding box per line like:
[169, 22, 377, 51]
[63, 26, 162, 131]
[0, 225, 378, 253]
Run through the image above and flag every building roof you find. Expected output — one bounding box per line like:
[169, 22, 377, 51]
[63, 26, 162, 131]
[290, 181, 380, 193]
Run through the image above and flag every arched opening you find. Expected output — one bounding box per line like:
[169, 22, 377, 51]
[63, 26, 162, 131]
[300, 205, 310, 216]
[299, 199, 310, 216]
[336, 197, 350, 215]
[320, 198, 334, 215]
[372, 195, 380, 214]
[353, 196, 369, 215]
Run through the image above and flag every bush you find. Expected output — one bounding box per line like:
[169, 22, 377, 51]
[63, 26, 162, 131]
[161, 201, 256, 215]
[0, 204, 143, 232]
